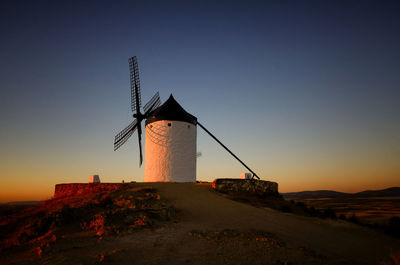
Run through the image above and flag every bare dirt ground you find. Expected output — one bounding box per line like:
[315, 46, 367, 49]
[1, 182, 400, 265]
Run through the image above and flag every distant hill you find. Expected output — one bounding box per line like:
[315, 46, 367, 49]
[0, 201, 41, 205]
[353, 187, 400, 197]
[282, 187, 400, 199]
[282, 190, 350, 199]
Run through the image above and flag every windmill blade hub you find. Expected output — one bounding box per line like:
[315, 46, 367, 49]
[133, 112, 143, 120]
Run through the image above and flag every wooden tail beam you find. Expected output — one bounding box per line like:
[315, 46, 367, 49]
[197, 121, 260, 180]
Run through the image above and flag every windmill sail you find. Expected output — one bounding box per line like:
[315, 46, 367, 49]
[129, 56, 141, 112]
[114, 56, 161, 167]
[114, 119, 138, 151]
[143, 92, 161, 114]
[138, 131, 143, 166]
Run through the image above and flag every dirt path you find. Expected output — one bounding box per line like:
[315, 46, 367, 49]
[133, 182, 400, 265]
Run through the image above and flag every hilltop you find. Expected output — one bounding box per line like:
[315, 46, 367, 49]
[0, 182, 399, 265]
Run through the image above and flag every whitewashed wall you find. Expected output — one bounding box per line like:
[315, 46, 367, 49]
[144, 120, 196, 182]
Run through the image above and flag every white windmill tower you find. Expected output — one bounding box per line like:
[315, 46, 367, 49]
[144, 95, 197, 182]
[114, 56, 261, 183]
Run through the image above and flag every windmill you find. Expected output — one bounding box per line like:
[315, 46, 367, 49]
[114, 56, 260, 181]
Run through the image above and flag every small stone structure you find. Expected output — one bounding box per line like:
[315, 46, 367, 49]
[240, 173, 252, 179]
[89, 175, 100, 183]
[212, 178, 279, 198]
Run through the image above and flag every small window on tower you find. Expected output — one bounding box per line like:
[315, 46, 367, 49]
[168, 123, 171, 127]
[188, 125, 190, 128]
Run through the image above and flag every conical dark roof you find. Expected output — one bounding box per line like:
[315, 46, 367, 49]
[145, 94, 197, 125]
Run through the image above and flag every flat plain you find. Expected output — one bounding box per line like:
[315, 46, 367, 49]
[290, 196, 400, 225]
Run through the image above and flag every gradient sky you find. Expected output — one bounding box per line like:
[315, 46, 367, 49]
[1, 0, 399, 202]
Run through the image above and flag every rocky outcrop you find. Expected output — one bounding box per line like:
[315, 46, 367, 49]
[212, 178, 279, 198]
[54, 183, 124, 198]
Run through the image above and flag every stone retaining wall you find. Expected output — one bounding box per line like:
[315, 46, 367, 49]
[212, 178, 279, 198]
[54, 183, 124, 198]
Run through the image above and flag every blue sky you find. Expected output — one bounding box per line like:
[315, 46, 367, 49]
[0, 0, 399, 201]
